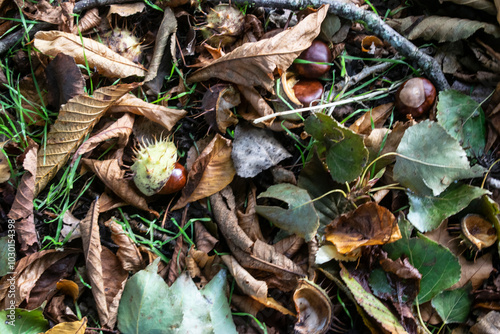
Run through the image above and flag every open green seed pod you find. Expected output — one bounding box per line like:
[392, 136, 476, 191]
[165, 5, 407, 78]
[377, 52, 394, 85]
[460, 214, 497, 251]
[293, 278, 333, 334]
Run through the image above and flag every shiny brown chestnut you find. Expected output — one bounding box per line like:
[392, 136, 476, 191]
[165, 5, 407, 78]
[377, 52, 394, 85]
[292, 79, 324, 106]
[395, 77, 436, 118]
[158, 162, 187, 195]
[294, 40, 333, 79]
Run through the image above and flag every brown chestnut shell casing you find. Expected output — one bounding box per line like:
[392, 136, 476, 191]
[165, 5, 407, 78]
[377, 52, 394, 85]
[292, 79, 324, 106]
[395, 77, 436, 118]
[158, 162, 187, 195]
[294, 40, 333, 79]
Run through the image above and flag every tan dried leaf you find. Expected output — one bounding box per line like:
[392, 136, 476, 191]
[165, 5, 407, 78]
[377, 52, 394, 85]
[8, 138, 39, 254]
[44, 317, 87, 334]
[34, 31, 147, 78]
[388, 16, 500, 42]
[82, 159, 157, 216]
[187, 5, 329, 92]
[80, 200, 109, 326]
[0, 249, 80, 309]
[14, 0, 66, 25]
[74, 8, 100, 34]
[109, 94, 186, 131]
[104, 218, 144, 273]
[101, 247, 128, 328]
[35, 83, 138, 196]
[440, 0, 497, 15]
[172, 134, 235, 210]
[72, 113, 135, 165]
[0, 144, 10, 183]
[349, 103, 394, 135]
[107, 2, 145, 19]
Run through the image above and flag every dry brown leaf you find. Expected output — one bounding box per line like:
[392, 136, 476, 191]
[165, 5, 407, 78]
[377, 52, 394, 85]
[104, 218, 144, 273]
[109, 94, 186, 131]
[45, 294, 79, 324]
[101, 247, 128, 328]
[8, 138, 39, 254]
[0, 144, 10, 183]
[172, 134, 235, 210]
[325, 202, 402, 254]
[34, 31, 147, 78]
[425, 221, 493, 290]
[97, 191, 128, 213]
[440, 0, 497, 15]
[187, 5, 329, 92]
[73, 8, 100, 34]
[221, 255, 294, 316]
[349, 103, 394, 135]
[0, 249, 80, 309]
[35, 83, 138, 196]
[238, 85, 275, 126]
[14, 0, 68, 25]
[82, 159, 157, 216]
[236, 185, 265, 242]
[107, 2, 145, 19]
[194, 221, 218, 253]
[80, 200, 109, 326]
[72, 113, 135, 165]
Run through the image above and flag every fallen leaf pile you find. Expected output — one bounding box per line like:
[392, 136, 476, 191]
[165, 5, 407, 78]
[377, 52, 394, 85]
[1, 1, 500, 333]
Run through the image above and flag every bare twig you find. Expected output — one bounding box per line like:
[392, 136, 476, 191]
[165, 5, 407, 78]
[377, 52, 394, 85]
[208, 0, 450, 91]
[0, 0, 138, 56]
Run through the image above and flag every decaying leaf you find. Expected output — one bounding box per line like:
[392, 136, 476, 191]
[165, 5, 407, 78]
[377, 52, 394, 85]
[187, 5, 329, 92]
[0, 249, 80, 309]
[104, 218, 144, 273]
[109, 94, 186, 131]
[8, 138, 38, 254]
[202, 84, 240, 133]
[14, 0, 69, 25]
[44, 317, 87, 334]
[232, 125, 292, 178]
[34, 31, 147, 78]
[72, 113, 135, 165]
[0, 144, 9, 183]
[82, 159, 157, 216]
[325, 202, 401, 254]
[388, 16, 500, 42]
[35, 83, 138, 196]
[172, 134, 235, 210]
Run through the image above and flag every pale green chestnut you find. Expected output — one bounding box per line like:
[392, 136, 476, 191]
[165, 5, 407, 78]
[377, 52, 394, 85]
[131, 137, 177, 196]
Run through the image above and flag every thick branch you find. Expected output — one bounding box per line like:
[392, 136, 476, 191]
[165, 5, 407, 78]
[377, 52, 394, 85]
[209, 0, 450, 91]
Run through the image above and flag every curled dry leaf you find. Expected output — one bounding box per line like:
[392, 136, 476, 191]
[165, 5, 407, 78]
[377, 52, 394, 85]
[172, 134, 235, 210]
[8, 138, 39, 254]
[14, 0, 68, 25]
[74, 8, 100, 34]
[0, 249, 80, 309]
[104, 218, 144, 273]
[109, 94, 186, 131]
[101, 247, 128, 329]
[45, 53, 84, 112]
[34, 31, 147, 78]
[72, 113, 135, 165]
[80, 200, 108, 326]
[187, 5, 329, 92]
[325, 202, 402, 254]
[56, 279, 79, 303]
[221, 255, 294, 316]
[82, 159, 158, 216]
[293, 279, 333, 334]
[35, 83, 138, 196]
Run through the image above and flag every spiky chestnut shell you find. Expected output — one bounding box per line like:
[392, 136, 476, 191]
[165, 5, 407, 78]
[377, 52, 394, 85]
[200, 4, 244, 47]
[104, 28, 143, 63]
[131, 138, 177, 196]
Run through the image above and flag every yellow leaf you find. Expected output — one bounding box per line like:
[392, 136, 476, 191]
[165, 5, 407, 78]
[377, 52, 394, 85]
[43, 317, 87, 334]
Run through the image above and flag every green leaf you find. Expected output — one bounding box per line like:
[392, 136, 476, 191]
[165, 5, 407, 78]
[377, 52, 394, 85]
[407, 184, 489, 232]
[431, 284, 472, 324]
[297, 153, 354, 229]
[394, 120, 485, 196]
[305, 113, 368, 183]
[340, 266, 407, 333]
[384, 219, 461, 304]
[368, 268, 394, 299]
[118, 258, 237, 334]
[256, 183, 319, 241]
[437, 90, 486, 157]
[0, 308, 49, 334]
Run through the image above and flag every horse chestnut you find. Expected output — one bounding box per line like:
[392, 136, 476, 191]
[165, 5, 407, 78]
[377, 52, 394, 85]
[395, 78, 436, 118]
[158, 162, 187, 195]
[294, 40, 332, 79]
[292, 79, 324, 106]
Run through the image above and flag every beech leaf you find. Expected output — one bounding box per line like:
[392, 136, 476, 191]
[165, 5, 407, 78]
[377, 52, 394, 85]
[187, 5, 328, 92]
[256, 183, 319, 242]
[35, 83, 138, 196]
[34, 31, 147, 78]
[394, 120, 485, 196]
